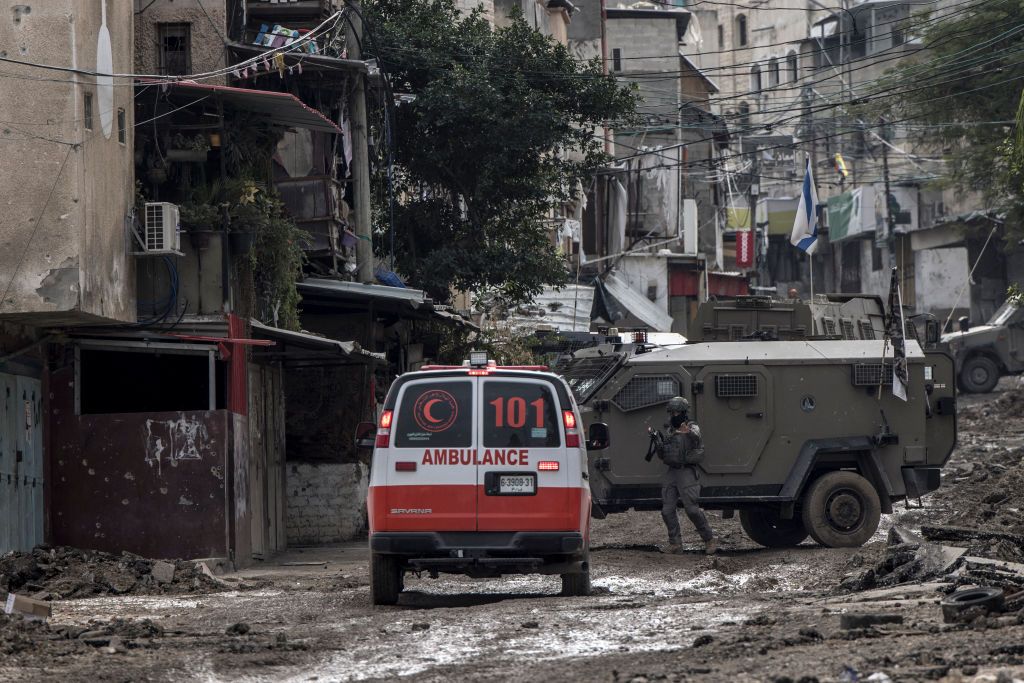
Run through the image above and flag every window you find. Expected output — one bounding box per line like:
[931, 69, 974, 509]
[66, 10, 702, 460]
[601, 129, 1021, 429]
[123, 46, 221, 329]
[787, 51, 798, 82]
[117, 107, 126, 144]
[158, 23, 191, 76]
[769, 58, 780, 87]
[83, 92, 93, 130]
[750, 64, 762, 93]
[483, 381, 560, 448]
[612, 48, 622, 72]
[872, 242, 882, 271]
[612, 375, 681, 411]
[394, 381, 473, 448]
[717, 24, 724, 48]
[715, 374, 758, 398]
[79, 348, 222, 414]
[736, 14, 748, 47]
[738, 101, 751, 128]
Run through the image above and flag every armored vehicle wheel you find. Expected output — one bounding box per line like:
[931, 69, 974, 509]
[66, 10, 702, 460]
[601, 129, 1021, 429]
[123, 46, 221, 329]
[371, 552, 403, 605]
[561, 552, 591, 597]
[740, 507, 809, 547]
[801, 471, 881, 548]
[959, 355, 999, 394]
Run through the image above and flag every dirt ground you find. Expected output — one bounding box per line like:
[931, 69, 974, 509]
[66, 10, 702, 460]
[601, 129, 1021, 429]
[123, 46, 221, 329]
[2, 379, 1024, 683]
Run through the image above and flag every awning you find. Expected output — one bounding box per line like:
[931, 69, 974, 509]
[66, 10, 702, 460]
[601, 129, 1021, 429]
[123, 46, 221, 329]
[249, 320, 383, 364]
[297, 279, 477, 328]
[757, 197, 800, 236]
[679, 53, 719, 93]
[601, 273, 674, 332]
[140, 79, 342, 133]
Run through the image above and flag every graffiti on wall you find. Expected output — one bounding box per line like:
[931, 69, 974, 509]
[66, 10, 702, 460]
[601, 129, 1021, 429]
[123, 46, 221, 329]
[143, 416, 212, 475]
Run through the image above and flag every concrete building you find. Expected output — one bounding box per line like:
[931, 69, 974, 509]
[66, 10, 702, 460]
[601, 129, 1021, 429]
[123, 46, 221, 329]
[0, 0, 136, 325]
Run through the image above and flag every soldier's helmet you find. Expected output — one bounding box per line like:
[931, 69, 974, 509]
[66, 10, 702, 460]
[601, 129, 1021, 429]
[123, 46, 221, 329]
[666, 396, 689, 414]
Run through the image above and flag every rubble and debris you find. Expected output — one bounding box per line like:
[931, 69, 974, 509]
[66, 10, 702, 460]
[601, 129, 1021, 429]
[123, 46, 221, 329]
[0, 546, 228, 599]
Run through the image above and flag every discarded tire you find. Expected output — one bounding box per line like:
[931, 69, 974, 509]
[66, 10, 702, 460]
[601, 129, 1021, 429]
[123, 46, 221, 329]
[740, 507, 809, 548]
[801, 471, 881, 548]
[941, 587, 1005, 623]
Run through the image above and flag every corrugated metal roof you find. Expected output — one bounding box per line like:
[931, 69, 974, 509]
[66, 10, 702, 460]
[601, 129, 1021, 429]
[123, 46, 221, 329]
[504, 285, 595, 333]
[143, 79, 342, 133]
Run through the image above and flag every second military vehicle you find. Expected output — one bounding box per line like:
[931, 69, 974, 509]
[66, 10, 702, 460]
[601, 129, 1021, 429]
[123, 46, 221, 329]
[562, 337, 957, 548]
[941, 297, 1023, 393]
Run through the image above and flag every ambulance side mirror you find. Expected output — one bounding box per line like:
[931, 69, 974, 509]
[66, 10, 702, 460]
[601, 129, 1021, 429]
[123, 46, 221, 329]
[355, 421, 377, 450]
[587, 423, 610, 451]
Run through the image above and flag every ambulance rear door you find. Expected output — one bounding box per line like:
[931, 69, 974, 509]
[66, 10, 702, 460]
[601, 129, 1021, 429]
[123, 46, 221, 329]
[476, 376, 574, 531]
[386, 377, 477, 531]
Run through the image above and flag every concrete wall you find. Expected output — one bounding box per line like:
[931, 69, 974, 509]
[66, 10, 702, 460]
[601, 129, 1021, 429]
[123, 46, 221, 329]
[134, 0, 228, 80]
[286, 463, 368, 544]
[617, 254, 670, 316]
[914, 247, 967, 315]
[0, 0, 135, 324]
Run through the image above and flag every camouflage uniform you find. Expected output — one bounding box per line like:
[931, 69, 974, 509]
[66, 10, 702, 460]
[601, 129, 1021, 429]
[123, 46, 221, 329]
[658, 414, 714, 547]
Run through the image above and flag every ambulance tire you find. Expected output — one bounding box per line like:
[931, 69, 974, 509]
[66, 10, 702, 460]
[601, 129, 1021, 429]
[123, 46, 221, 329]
[560, 552, 591, 597]
[739, 507, 809, 547]
[801, 471, 881, 548]
[371, 552, 403, 606]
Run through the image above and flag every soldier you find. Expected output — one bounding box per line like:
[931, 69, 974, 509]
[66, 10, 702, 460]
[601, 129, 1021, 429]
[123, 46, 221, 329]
[657, 396, 718, 555]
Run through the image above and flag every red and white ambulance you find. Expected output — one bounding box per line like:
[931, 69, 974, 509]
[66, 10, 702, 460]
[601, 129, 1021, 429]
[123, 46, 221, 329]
[363, 352, 609, 605]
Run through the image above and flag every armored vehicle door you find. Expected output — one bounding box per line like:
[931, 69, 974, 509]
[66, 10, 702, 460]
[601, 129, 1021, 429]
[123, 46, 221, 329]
[693, 365, 773, 474]
[923, 350, 957, 466]
[593, 370, 687, 496]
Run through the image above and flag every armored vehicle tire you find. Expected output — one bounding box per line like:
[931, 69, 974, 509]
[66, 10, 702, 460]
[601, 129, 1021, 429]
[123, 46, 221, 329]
[371, 552, 403, 605]
[739, 507, 809, 547]
[801, 471, 881, 548]
[561, 552, 591, 597]
[960, 355, 1000, 394]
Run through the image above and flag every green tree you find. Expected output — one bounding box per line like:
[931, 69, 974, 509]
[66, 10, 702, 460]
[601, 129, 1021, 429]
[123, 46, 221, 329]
[879, 0, 1024, 237]
[364, 0, 636, 305]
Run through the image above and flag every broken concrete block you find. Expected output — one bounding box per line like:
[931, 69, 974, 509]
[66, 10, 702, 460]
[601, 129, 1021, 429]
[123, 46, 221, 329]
[839, 613, 904, 629]
[2, 591, 52, 620]
[150, 560, 175, 584]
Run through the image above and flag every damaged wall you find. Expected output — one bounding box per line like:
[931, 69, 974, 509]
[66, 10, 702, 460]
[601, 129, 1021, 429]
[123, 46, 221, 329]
[285, 463, 368, 545]
[0, 0, 136, 324]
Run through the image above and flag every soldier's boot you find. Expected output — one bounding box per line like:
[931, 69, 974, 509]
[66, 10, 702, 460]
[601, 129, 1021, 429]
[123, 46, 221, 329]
[704, 537, 719, 555]
[666, 541, 684, 555]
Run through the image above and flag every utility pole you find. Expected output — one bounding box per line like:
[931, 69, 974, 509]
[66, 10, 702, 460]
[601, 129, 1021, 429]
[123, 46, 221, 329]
[346, 2, 374, 284]
[749, 148, 761, 286]
[879, 117, 895, 270]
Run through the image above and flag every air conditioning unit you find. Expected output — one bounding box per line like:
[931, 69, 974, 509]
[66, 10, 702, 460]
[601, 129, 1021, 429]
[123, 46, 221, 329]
[140, 202, 182, 255]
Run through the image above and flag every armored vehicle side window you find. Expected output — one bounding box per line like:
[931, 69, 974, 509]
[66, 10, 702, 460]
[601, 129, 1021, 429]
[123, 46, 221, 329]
[858, 321, 875, 340]
[840, 320, 856, 339]
[560, 354, 622, 401]
[483, 381, 560, 448]
[715, 374, 758, 398]
[612, 375, 681, 411]
[395, 381, 473, 448]
[990, 302, 1020, 326]
[822, 318, 837, 336]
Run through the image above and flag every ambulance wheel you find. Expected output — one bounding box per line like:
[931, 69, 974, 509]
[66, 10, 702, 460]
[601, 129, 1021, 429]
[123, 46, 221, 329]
[739, 507, 809, 547]
[371, 552, 402, 606]
[960, 356, 999, 394]
[560, 553, 591, 597]
[801, 471, 881, 548]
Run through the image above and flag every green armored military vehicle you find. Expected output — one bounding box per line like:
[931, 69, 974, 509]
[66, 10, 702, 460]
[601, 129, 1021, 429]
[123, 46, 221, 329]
[941, 297, 1024, 393]
[562, 338, 957, 548]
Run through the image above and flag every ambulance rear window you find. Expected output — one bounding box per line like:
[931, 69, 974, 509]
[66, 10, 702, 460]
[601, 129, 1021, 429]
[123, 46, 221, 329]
[394, 381, 472, 448]
[483, 380, 560, 448]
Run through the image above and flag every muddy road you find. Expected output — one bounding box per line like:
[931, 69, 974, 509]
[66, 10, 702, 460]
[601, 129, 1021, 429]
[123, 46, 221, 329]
[3, 380, 1024, 683]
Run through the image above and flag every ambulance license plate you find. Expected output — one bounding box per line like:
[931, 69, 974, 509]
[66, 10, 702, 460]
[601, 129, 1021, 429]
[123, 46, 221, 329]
[498, 474, 536, 495]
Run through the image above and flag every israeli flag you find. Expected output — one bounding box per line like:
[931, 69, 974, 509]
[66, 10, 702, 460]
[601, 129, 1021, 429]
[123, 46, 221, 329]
[790, 157, 819, 254]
